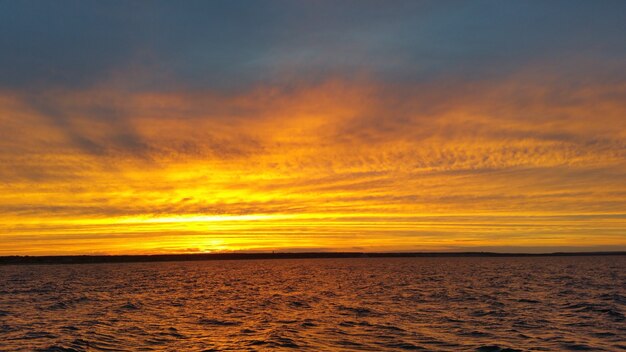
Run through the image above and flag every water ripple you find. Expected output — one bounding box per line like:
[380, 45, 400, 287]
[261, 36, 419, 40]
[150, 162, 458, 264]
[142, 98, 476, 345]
[0, 256, 624, 351]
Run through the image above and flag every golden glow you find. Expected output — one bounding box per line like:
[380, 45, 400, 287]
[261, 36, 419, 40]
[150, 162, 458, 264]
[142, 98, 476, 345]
[1, 79, 625, 254]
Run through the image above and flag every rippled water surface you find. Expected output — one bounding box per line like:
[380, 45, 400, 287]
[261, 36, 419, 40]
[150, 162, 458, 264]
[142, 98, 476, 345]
[0, 256, 624, 351]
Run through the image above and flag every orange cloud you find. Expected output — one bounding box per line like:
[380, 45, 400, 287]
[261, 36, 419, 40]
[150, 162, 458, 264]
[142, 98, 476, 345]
[1, 76, 625, 254]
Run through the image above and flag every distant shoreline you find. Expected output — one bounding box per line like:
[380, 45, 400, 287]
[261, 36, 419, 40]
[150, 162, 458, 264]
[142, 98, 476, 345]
[0, 251, 624, 265]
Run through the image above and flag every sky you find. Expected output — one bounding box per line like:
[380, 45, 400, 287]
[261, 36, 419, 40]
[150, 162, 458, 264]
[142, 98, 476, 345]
[1, 0, 625, 255]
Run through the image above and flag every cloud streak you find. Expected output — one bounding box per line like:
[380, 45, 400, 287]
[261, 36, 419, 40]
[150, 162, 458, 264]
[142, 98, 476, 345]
[1, 75, 625, 254]
[0, 1, 625, 254]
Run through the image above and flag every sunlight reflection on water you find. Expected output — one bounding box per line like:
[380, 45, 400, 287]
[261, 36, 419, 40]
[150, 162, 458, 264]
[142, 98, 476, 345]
[0, 257, 624, 351]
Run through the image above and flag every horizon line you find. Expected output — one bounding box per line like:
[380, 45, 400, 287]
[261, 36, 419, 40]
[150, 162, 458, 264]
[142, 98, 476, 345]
[2, 251, 624, 266]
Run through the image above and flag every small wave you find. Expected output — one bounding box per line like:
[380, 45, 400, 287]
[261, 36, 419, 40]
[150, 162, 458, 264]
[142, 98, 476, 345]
[198, 318, 241, 326]
[470, 309, 506, 317]
[337, 339, 365, 347]
[70, 336, 120, 350]
[22, 331, 58, 339]
[339, 320, 356, 327]
[592, 332, 616, 337]
[144, 336, 176, 345]
[48, 301, 70, 310]
[288, 300, 311, 308]
[383, 342, 427, 350]
[337, 305, 376, 316]
[118, 325, 146, 335]
[517, 298, 540, 304]
[462, 330, 493, 337]
[170, 298, 186, 307]
[606, 310, 625, 321]
[36, 347, 80, 352]
[269, 336, 299, 348]
[164, 327, 185, 339]
[119, 301, 141, 310]
[247, 339, 268, 346]
[560, 343, 595, 351]
[476, 346, 522, 352]
[339, 320, 374, 327]
[374, 324, 405, 332]
[563, 302, 625, 321]
[598, 293, 626, 305]
[0, 324, 14, 333]
[512, 319, 549, 329]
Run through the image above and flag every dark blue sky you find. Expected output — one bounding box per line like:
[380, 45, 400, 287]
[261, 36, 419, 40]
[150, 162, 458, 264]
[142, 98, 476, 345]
[1, 0, 625, 91]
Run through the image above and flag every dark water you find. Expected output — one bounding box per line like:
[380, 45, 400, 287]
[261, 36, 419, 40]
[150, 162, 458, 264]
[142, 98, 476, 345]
[0, 257, 624, 351]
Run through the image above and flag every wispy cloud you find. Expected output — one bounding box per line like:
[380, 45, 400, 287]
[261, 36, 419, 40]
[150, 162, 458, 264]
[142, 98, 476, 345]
[1, 1, 625, 254]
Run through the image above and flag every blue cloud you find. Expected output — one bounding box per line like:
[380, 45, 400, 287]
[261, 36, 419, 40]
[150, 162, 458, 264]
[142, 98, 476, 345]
[1, 0, 624, 91]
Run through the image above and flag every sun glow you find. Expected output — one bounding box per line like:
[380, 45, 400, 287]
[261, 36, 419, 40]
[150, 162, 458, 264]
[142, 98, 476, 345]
[1, 79, 625, 255]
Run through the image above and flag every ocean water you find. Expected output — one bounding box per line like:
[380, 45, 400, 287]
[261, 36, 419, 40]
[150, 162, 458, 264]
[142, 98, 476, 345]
[0, 257, 624, 351]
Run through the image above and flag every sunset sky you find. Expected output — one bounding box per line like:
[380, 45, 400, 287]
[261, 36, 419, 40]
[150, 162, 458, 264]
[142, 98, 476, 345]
[1, 1, 625, 255]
